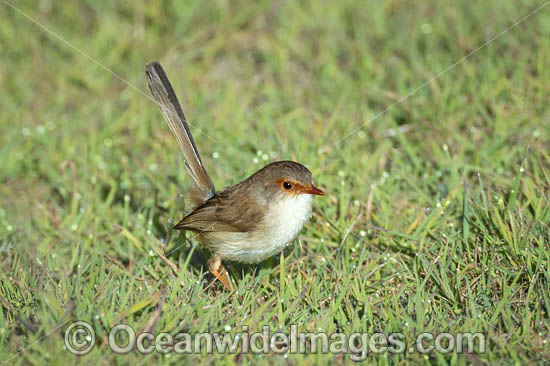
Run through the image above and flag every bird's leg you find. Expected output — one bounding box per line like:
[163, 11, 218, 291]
[208, 254, 231, 290]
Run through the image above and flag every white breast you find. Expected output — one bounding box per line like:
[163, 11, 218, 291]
[204, 194, 313, 263]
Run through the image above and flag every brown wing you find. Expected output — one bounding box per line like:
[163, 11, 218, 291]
[174, 183, 264, 233]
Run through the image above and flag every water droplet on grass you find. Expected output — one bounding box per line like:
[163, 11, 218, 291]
[421, 23, 432, 34]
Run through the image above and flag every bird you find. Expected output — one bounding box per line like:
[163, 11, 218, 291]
[145, 61, 324, 290]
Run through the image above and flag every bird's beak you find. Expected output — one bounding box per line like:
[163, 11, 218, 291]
[303, 185, 325, 196]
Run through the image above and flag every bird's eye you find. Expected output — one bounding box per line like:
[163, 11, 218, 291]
[283, 181, 292, 190]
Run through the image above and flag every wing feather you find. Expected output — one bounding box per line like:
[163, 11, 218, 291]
[174, 184, 264, 233]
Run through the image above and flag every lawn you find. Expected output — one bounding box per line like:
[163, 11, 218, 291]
[1, 0, 549, 364]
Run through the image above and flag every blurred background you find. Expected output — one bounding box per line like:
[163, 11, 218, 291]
[1, 0, 549, 364]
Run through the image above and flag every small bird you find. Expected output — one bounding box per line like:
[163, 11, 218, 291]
[145, 62, 324, 290]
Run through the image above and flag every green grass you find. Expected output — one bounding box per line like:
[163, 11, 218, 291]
[1, 0, 550, 364]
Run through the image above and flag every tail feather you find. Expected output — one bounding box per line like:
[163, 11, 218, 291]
[145, 61, 215, 202]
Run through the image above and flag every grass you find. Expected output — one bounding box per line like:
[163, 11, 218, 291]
[1, 0, 549, 364]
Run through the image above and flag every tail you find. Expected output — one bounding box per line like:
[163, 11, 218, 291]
[145, 61, 215, 203]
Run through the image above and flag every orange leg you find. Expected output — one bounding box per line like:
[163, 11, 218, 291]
[208, 254, 231, 290]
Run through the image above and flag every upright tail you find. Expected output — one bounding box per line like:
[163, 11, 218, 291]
[145, 61, 215, 203]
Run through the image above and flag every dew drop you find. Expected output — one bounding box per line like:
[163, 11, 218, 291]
[421, 23, 432, 34]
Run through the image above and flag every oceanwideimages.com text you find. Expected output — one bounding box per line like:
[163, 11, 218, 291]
[65, 322, 486, 360]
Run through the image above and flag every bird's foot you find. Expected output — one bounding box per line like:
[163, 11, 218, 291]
[208, 255, 231, 290]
